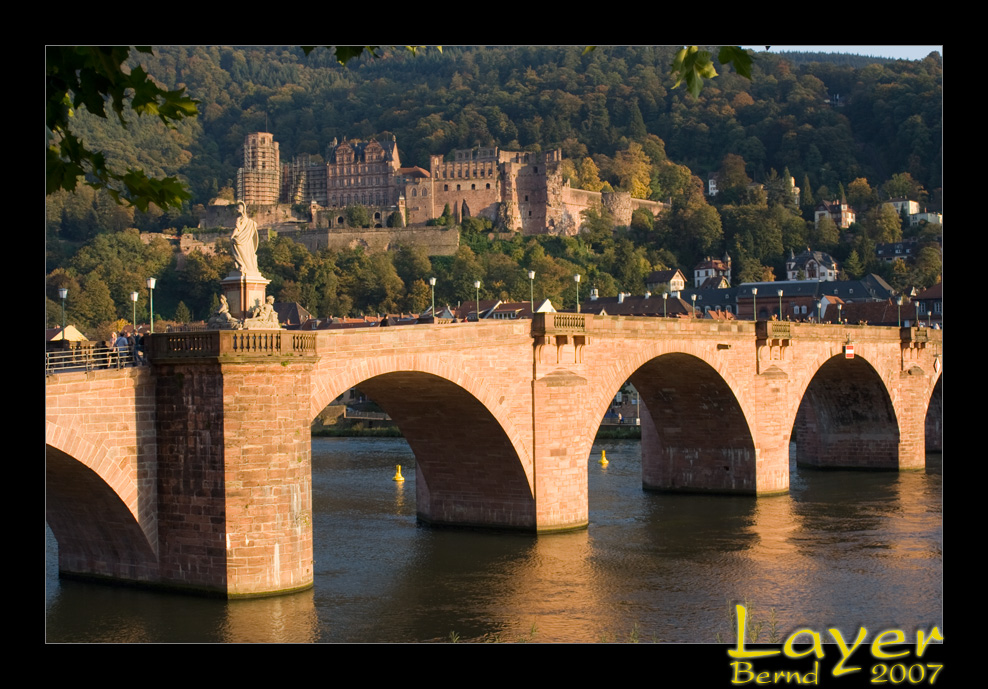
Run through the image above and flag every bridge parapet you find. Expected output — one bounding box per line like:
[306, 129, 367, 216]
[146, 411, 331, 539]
[531, 311, 591, 335]
[147, 330, 318, 362]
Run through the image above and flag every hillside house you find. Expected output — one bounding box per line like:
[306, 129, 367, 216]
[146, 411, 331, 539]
[814, 199, 856, 229]
[786, 249, 839, 282]
[693, 254, 732, 288]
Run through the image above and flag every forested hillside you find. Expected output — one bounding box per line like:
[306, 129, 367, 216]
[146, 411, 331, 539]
[46, 46, 943, 336]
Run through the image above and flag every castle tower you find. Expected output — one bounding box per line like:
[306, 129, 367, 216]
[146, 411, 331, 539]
[237, 132, 281, 206]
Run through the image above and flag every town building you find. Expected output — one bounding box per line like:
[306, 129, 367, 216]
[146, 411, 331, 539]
[644, 268, 687, 294]
[693, 254, 732, 288]
[814, 199, 856, 229]
[785, 248, 839, 282]
[914, 283, 942, 327]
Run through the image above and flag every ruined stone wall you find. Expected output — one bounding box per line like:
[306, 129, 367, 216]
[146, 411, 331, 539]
[281, 226, 460, 256]
[198, 203, 297, 231]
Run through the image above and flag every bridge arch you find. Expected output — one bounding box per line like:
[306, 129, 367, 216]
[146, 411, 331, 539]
[310, 359, 536, 530]
[792, 354, 900, 469]
[592, 349, 757, 494]
[46, 431, 157, 583]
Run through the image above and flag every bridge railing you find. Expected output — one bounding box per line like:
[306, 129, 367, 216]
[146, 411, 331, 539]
[147, 330, 318, 361]
[756, 320, 793, 340]
[45, 342, 143, 375]
[531, 312, 592, 335]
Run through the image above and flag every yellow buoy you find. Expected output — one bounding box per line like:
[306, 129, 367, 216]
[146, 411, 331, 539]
[600, 450, 608, 466]
[393, 464, 405, 482]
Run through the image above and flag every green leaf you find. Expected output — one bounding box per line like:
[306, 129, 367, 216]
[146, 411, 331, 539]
[671, 46, 717, 98]
[718, 46, 754, 79]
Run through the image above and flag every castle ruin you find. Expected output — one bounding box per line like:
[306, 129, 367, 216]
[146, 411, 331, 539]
[236, 132, 666, 235]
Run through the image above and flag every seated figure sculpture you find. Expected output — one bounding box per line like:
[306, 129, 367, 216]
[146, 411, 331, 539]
[207, 295, 243, 329]
[243, 295, 281, 329]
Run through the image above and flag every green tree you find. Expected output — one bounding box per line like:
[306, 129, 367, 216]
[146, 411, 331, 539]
[912, 247, 942, 288]
[577, 157, 605, 192]
[882, 172, 927, 204]
[46, 47, 198, 210]
[715, 154, 751, 205]
[345, 205, 371, 228]
[842, 249, 865, 280]
[813, 214, 840, 251]
[847, 177, 875, 210]
[174, 301, 192, 323]
[866, 204, 903, 243]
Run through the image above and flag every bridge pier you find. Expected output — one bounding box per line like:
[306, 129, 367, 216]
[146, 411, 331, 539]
[152, 332, 317, 597]
[531, 369, 593, 531]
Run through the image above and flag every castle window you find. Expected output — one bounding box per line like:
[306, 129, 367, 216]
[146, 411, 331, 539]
[486, 183, 490, 189]
[444, 184, 449, 191]
[471, 184, 476, 190]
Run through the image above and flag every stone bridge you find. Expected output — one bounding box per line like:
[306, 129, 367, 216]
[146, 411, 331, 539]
[45, 314, 942, 597]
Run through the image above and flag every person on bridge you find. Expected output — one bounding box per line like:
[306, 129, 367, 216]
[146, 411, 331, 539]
[114, 331, 130, 367]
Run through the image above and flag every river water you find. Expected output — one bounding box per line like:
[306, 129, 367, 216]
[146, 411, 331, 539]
[45, 438, 942, 644]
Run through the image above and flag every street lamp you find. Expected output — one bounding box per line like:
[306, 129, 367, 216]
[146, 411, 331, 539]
[528, 270, 535, 312]
[662, 291, 667, 318]
[817, 299, 824, 322]
[837, 303, 843, 324]
[130, 291, 139, 330]
[751, 287, 758, 321]
[691, 293, 697, 318]
[574, 274, 581, 313]
[777, 289, 783, 320]
[897, 296, 904, 327]
[474, 279, 481, 322]
[429, 277, 436, 318]
[147, 277, 157, 333]
[58, 287, 68, 332]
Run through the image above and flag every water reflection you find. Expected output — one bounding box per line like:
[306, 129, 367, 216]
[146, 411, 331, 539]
[46, 439, 941, 643]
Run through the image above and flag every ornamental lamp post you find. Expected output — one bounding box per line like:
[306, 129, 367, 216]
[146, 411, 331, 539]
[897, 296, 904, 327]
[691, 293, 697, 318]
[528, 270, 535, 312]
[147, 277, 157, 333]
[130, 291, 139, 330]
[777, 289, 783, 320]
[429, 277, 436, 318]
[662, 291, 668, 318]
[751, 287, 758, 321]
[574, 274, 581, 313]
[58, 287, 68, 332]
[474, 279, 481, 322]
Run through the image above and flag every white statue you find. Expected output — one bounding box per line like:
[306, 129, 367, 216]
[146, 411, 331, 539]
[242, 295, 281, 329]
[231, 201, 260, 275]
[207, 294, 242, 329]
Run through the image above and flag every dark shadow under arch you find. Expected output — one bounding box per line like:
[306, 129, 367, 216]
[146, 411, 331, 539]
[625, 353, 757, 494]
[46, 445, 158, 583]
[349, 371, 536, 530]
[926, 374, 942, 453]
[793, 356, 899, 469]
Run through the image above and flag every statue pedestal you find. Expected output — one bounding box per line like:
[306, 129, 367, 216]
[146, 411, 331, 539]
[222, 273, 270, 320]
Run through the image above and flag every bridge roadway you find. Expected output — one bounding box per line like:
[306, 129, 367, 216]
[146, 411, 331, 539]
[45, 313, 942, 597]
